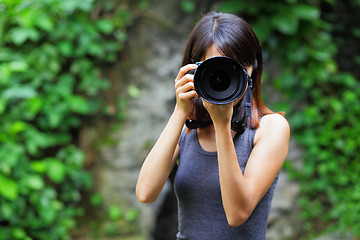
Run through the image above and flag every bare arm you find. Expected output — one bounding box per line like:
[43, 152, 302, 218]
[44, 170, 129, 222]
[203, 101, 290, 226]
[136, 64, 198, 203]
[136, 109, 185, 203]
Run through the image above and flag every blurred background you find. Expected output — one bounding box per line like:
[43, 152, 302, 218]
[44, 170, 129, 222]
[0, 0, 359, 239]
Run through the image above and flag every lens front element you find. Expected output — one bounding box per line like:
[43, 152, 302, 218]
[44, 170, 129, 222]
[209, 70, 231, 92]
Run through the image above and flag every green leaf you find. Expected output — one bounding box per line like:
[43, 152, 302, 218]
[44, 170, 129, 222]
[27, 97, 43, 115]
[0, 202, 14, 220]
[108, 205, 122, 220]
[0, 64, 11, 85]
[340, 73, 357, 87]
[57, 145, 85, 166]
[2, 86, 37, 100]
[67, 95, 89, 114]
[9, 61, 28, 72]
[9, 27, 40, 45]
[48, 111, 63, 128]
[47, 159, 66, 183]
[125, 208, 138, 222]
[0, 98, 6, 114]
[58, 0, 93, 12]
[31, 161, 47, 173]
[0, 143, 23, 171]
[343, 91, 357, 103]
[219, 1, 247, 13]
[0, 175, 18, 200]
[12, 227, 27, 240]
[252, 18, 273, 43]
[90, 193, 103, 206]
[58, 41, 73, 57]
[23, 174, 44, 190]
[329, 98, 342, 112]
[88, 43, 103, 57]
[181, 0, 195, 13]
[114, 30, 127, 42]
[96, 19, 114, 34]
[293, 4, 320, 20]
[128, 85, 140, 98]
[10, 121, 27, 134]
[271, 12, 299, 35]
[138, 0, 149, 10]
[35, 14, 54, 32]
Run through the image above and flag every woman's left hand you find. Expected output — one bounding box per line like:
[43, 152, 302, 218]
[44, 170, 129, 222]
[202, 99, 234, 128]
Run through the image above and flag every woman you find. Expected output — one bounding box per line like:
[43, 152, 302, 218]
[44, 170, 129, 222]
[136, 12, 290, 239]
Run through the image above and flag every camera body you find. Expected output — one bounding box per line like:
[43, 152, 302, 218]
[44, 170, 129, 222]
[187, 56, 249, 105]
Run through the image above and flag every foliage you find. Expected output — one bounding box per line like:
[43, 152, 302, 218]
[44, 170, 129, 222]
[181, 0, 196, 13]
[0, 0, 132, 239]
[221, 0, 360, 237]
[73, 194, 139, 238]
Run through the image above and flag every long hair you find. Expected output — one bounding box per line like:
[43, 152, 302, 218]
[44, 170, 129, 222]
[182, 12, 281, 129]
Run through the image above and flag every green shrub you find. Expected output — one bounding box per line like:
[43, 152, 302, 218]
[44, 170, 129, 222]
[221, 0, 360, 237]
[0, 0, 131, 239]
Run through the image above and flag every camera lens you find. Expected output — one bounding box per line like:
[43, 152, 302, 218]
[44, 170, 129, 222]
[193, 56, 247, 104]
[209, 70, 231, 92]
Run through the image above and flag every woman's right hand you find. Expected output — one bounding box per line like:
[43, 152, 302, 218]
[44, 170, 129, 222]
[174, 64, 199, 114]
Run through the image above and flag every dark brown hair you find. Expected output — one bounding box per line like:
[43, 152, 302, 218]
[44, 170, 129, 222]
[182, 12, 281, 129]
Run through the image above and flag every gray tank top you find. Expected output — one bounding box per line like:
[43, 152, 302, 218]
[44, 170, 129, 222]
[174, 127, 279, 240]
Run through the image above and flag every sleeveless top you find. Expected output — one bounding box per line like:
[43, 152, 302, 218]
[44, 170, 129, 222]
[174, 127, 279, 240]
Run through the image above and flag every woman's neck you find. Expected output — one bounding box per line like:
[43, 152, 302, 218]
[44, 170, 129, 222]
[197, 125, 237, 152]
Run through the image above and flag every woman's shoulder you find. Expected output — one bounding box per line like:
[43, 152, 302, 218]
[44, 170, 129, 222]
[260, 113, 289, 128]
[254, 113, 290, 145]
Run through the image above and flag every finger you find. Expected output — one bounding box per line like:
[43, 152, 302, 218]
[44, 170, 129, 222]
[175, 74, 194, 89]
[175, 64, 198, 81]
[176, 81, 195, 95]
[178, 90, 198, 101]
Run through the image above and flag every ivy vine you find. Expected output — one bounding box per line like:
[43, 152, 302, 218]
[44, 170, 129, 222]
[0, 0, 133, 239]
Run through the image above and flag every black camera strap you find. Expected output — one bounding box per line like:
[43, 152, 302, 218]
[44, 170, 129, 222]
[185, 119, 212, 129]
[244, 75, 253, 117]
[231, 74, 253, 135]
[231, 116, 246, 134]
[185, 118, 246, 135]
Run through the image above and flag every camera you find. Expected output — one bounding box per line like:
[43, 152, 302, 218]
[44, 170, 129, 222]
[187, 56, 249, 104]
